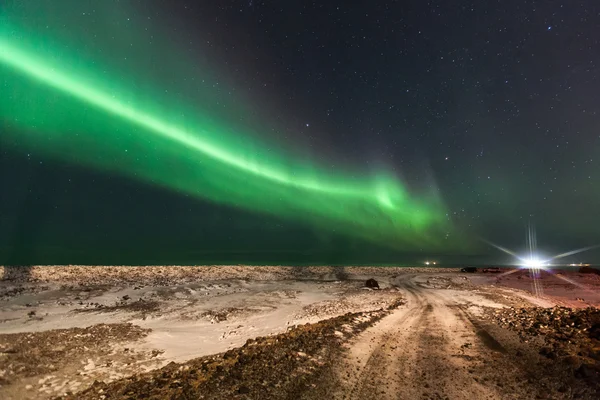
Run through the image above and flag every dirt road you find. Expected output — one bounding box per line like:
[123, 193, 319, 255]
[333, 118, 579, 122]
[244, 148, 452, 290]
[1, 267, 598, 399]
[330, 274, 591, 400]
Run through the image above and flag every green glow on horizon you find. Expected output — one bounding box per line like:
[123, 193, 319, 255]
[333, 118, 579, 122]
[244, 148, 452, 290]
[0, 19, 458, 250]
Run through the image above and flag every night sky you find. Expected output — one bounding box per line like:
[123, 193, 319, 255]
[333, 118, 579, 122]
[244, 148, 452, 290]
[1, 1, 599, 265]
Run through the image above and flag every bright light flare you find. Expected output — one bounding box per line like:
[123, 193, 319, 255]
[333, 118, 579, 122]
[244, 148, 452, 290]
[482, 226, 598, 299]
[519, 257, 548, 269]
[548, 244, 600, 262]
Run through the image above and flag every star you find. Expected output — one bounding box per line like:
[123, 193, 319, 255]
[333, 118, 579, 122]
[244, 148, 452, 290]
[1, 0, 598, 265]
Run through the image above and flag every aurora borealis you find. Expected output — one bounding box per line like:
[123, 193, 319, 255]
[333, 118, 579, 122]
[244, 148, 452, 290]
[2, 1, 600, 265]
[0, 1, 456, 263]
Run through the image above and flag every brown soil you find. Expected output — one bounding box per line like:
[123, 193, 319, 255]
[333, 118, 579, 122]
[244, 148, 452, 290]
[0, 324, 149, 386]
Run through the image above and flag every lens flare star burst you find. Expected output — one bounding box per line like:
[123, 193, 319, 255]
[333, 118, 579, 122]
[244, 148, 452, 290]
[483, 225, 599, 297]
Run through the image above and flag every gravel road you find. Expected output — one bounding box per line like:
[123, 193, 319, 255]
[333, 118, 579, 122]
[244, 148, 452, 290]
[327, 274, 596, 400]
[1, 267, 598, 399]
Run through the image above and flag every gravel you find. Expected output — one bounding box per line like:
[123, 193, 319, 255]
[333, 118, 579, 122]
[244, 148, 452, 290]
[0, 324, 149, 386]
[487, 306, 600, 390]
[0, 266, 459, 285]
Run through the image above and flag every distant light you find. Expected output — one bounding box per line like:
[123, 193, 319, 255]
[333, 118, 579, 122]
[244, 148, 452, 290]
[521, 257, 546, 269]
[547, 26, 552, 30]
[432, 261, 437, 265]
[425, 261, 430, 265]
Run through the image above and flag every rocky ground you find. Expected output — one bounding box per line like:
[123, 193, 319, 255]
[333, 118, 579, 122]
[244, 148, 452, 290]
[0, 266, 599, 399]
[0, 323, 154, 396]
[485, 306, 600, 385]
[0, 266, 450, 286]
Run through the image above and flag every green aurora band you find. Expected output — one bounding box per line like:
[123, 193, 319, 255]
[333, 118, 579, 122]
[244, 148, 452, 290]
[0, 20, 457, 251]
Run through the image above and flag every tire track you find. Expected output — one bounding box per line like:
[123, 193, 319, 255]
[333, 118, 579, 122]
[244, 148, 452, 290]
[332, 274, 551, 399]
[335, 279, 428, 400]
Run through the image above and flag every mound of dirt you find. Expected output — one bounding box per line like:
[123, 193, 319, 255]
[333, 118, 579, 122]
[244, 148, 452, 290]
[365, 278, 379, 289]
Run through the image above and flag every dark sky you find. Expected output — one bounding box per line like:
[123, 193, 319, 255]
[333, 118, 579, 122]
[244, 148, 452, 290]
[1, 0, 599, 265]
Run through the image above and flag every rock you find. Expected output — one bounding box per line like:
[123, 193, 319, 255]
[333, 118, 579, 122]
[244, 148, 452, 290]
[539, 347, 552, 356]
[365, 279, 379, 289]
[557, 385, 568, 393]
[589, 323, 600, 340]
[578, 266, 600, 275]
[589, 347, 600, 361]
[238, 386, 250, 394]
[563, 355, 580, 366]
[574, 364, 598, 379]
